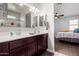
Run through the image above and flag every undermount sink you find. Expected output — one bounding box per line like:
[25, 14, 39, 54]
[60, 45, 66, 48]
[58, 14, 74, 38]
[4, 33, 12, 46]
[29, 33, 35, 35]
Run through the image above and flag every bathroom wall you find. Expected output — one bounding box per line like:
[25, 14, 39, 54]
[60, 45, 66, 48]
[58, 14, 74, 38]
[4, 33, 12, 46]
[39, 3, 54, 52]
[0, 27, 35, 37]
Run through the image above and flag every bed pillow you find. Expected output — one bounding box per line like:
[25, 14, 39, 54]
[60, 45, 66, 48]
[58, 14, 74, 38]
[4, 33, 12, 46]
[59, 29, 69, 32]
[74, 28, 79, 33]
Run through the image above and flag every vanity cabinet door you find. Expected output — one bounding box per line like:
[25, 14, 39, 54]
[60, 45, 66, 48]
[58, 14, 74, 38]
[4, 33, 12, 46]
[23, 37, 36, 45]
[24, 36, 37, 56]
[10, 46, 27, 56]
[0, 42, 9, 56]
[37, 34, 48, 55]
[9, 37, 37, 56]
[37, 35, 44, 55]
[42, 34, 48, 50]
[27, 41, 37, 56]
[10, 39, 23, 50]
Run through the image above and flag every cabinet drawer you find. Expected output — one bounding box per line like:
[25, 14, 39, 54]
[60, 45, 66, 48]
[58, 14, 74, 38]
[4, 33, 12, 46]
[23, 37, 36, 45]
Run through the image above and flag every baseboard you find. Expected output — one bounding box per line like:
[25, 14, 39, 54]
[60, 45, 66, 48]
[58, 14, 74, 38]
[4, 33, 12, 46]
[47, 49, 54, 53]
[46, 49, 54, 56]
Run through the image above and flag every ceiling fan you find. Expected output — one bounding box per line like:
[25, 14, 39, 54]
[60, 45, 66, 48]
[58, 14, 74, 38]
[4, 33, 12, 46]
[54, 3, 64, 19]
[54, 13, 64, 19]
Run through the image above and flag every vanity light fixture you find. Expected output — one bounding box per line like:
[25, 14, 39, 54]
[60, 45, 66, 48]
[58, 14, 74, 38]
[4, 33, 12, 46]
[29, 6, 39, 13]
[7, 15, 16, 20]
[39, 12, 45, 16]
[35, 8, 39, 13]
[19, 3, 24, 6]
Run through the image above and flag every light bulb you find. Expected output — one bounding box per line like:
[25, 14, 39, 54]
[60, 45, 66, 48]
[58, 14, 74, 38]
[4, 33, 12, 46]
[19, 3, 23, 6]
[55, 17, 58, 19]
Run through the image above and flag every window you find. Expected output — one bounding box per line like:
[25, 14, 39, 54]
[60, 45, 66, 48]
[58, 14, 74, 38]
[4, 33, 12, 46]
[69, 20, 78, 31]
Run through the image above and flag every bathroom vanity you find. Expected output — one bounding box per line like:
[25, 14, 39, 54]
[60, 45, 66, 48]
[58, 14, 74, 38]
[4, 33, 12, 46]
[0, 33, 48, 56]
[0, 3, 48, 56]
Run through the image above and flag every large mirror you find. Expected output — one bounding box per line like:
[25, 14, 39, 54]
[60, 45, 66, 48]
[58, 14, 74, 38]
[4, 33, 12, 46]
[0, 3, 30, 27]
[0, 3, 7, 27]
[0, 3, 47, 29]
[7, 3, 28, 27]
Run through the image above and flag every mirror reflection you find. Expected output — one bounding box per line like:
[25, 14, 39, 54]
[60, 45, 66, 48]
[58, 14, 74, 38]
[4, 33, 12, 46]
[0, 3, 48, 29]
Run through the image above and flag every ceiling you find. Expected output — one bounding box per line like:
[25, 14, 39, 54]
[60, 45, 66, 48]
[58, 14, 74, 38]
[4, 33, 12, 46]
[7, 3, 45, 14]
[8, 3, 30, 13]
[28, 3, 42, 10]
[54, 3, 79, 17]
[9, 3, 79, 17]
[7, 3, 43, 14]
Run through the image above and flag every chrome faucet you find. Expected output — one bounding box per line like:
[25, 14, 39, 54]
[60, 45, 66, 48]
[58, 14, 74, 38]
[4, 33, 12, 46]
[10, 32, 13, 36]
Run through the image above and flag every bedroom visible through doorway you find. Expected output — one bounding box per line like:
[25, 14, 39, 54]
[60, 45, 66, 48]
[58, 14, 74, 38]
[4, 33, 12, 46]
[54, 3, 79, 56]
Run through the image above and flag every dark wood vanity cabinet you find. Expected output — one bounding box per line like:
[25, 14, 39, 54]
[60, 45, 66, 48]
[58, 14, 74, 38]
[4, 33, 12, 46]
[43, 34, 48, 49]
[10, 45, 27, 56]
[0, 33, 48, 56]
[9, 37, 37, 56]
[27, 41, 37, 56]
[0, 42, 9, 56]
[37, 34, 48, 55]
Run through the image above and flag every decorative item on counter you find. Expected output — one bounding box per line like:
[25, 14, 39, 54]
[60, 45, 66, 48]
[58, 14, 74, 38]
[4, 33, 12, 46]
[32, 23, 36, 28]
[0, 19, 5, 27]
[44, 21, 49, 30]
[1, 23, 3, 26]
[11, 22, 14, 26]
[10, 31, 18, 36]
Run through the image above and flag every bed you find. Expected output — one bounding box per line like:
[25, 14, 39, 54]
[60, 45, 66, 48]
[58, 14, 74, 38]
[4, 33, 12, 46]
[56, 32, 79, 43]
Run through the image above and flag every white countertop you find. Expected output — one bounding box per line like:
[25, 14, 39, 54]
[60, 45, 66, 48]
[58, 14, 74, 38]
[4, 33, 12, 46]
[0, 31, 48, 43]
